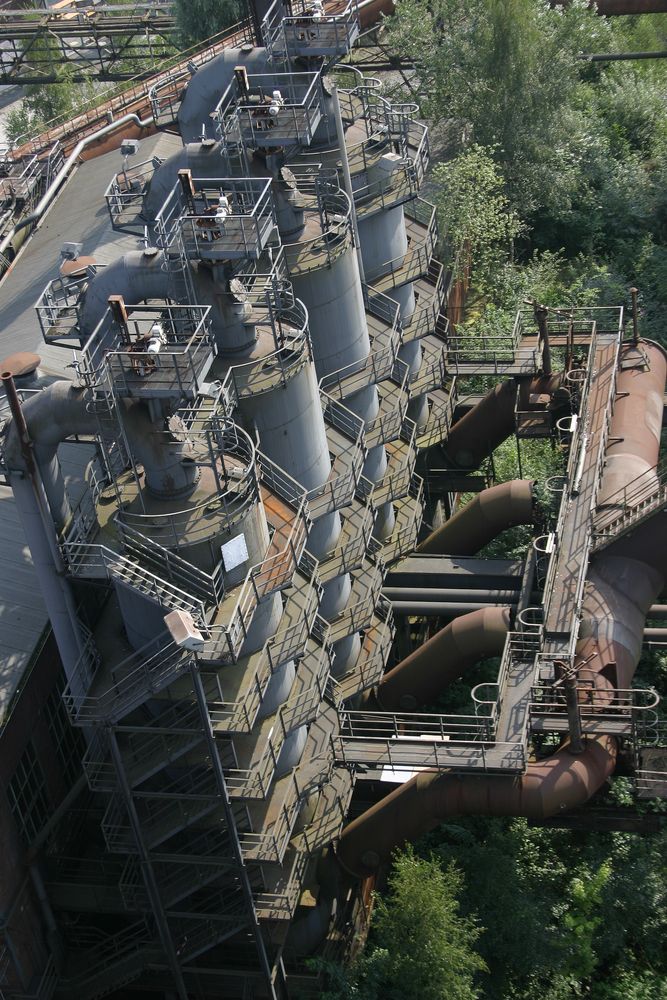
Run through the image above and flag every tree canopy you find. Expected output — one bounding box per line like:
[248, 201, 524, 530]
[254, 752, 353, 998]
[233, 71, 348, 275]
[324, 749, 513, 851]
[173, 0, 244, 46]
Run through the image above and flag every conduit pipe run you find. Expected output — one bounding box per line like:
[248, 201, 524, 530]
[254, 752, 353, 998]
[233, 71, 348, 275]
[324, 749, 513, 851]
[417, 480, 536, 555]
[1, 381, 197, 528]
[0, 113, 154, 266]
[375, 606, 511, 711]
[442, 375, 565, 470]
[338, 341, 667, 877]
[337, 737, 617, 878]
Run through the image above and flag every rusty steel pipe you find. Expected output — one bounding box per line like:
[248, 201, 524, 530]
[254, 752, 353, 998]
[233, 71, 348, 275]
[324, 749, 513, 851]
[337, 737, 617, 878]
[375, 606, 511, 711]
[417, 480, 536, 555]
[443, 375, 564, 469]
[338, 339, 667, 878]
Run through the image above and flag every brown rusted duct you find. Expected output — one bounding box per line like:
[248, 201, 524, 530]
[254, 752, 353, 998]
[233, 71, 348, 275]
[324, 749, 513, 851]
[417, 480, 535, 555]
[337, 341, 666, 878]
[337, 736, 616, 878]
[597, 340, 667, 506]
[443, 375, 564, 469]
[376, 606, 511, 711]
[554, 0, 667, 12]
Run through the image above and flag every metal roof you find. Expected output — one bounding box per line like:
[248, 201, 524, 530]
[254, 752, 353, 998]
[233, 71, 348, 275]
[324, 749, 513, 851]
[0, 130, 182, 719]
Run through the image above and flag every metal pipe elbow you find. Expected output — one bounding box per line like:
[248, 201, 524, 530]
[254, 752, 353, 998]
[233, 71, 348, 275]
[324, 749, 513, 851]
[376, 605, 511, 711]
[417, 480, 535, 555]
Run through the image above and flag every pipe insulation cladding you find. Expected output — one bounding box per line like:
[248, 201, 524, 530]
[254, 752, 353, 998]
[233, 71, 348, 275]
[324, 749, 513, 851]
[375, 606, 511, 711]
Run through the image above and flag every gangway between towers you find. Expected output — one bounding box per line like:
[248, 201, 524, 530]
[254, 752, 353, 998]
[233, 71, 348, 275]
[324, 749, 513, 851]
[334, 710, 526, 774]
[591, 458, 667, 552]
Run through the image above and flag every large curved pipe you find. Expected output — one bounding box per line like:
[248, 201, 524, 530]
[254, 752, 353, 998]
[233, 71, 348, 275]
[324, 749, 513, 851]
[376, 606, 510, 711]
[597, 340, 667, 505]
[178, 47, 271, 143]
[80, 249, 172, 338]
[142, 140, 232, 223]
[337, 736, 616, 878]
[417, 480, 536, 555]
[443, 375, 565, 469]
[79, 248, 253, 353]
[338, 340, 667, 877]
[1, 381, 197, 527]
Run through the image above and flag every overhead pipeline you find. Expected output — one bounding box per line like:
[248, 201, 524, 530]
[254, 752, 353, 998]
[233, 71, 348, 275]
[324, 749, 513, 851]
[375, 606, 510, 711]
[443, 375, 566, 470]
[338, 340, 667, 877]
[417, 480, 536, 555]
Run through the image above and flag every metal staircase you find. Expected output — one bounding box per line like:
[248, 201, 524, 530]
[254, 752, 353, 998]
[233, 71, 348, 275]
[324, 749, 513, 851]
[592, 461, 667, 552]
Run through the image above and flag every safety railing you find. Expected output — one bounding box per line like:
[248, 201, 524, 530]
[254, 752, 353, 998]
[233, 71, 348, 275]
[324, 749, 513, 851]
[530, 678, 660, 721]
[337, 82, 429, 185]
[364, 198, 437, 290]
[154, 175, 276, 260]
[359, 415, 417, 506]
[634, 769, 667, 797]
[281, 640, 334, 733]
[319, 337, 397, 402]
[56, 918, 156, 996]
[514, 305, 624, 341]
[117, 521, 225, 605]
[334, 708, 525, 772]
[312, 392, 367, 517]
[472, 629, 541, 731]
[378, 472, 424, 564]
[111, 767, 221, 851]
[63, 633, 191, 725]
[78, 302, 214, 398]
[35, 268, 96, 343]
[282, 171, 353, 274]
[365, 283, 402, 355]
[223, 282, 312, 399]
[254, 842, 310, 920]
[313, 498, 375, 583]
[215, 71, 324, 151]
[410, 337, 447, 396]
[263, 0, 360, 59]
[415, 382, 457, 450]
[238, 767, 305, 863]
[333, 594, 394, 699]
[203, 530, 321, 669]
[400, 259, 448, 344]
[60, 542, 210, 621]
[115, 418, 260, 550]
[364, 359, 410, 448]
[327, 557, 384, 642]
[593, 459, 667, 541]
[104, 155, 161, 229]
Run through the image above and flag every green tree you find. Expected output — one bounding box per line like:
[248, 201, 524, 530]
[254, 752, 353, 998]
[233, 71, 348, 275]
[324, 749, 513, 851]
[385, 0, 606, 215]
[316, 847, 486, 1000]
[174, 0, 244, 46]
[434, 144, 524, 289]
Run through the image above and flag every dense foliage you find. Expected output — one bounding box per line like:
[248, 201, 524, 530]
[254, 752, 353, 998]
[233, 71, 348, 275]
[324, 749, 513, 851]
[323, 4, 667, 999]
[385, 0, 667, 343]
[173, 0, 245, 46]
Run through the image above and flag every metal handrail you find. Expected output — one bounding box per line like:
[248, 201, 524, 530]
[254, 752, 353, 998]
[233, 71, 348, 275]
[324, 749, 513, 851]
[262, 0, 360, 58]
[215, 71, 324, 151]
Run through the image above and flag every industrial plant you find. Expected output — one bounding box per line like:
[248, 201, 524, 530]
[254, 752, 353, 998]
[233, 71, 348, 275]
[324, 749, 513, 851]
[0, 1, 665, 997]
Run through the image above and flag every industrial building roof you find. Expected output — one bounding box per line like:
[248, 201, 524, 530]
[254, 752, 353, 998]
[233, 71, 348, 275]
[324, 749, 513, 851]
[0, 130, 182, 722]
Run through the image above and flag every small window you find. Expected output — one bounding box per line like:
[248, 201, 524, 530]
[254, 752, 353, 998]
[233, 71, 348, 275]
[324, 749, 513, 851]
[43, 680, 84, 787]
[7, 741, 50, 845]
